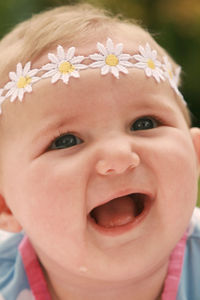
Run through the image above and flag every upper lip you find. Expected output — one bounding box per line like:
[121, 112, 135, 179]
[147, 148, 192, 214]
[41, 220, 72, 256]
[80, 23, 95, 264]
[87, 188, 155, 215]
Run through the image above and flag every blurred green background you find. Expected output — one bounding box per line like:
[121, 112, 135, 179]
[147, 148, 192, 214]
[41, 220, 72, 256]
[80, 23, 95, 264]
[0, 0, 199, 205]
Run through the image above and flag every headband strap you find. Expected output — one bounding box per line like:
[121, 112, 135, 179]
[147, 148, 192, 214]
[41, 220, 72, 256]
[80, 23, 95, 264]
[0, 38, 185, 113]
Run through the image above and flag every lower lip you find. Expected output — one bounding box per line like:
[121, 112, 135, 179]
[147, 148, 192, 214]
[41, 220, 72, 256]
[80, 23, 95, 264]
[87, 198, 152, 236]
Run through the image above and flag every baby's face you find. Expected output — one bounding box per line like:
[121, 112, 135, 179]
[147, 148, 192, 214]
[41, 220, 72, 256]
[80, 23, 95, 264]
[0, 35, 199, 285]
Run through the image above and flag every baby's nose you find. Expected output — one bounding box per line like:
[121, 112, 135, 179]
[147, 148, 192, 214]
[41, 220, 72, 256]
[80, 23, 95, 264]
[95, 139, 140, 176]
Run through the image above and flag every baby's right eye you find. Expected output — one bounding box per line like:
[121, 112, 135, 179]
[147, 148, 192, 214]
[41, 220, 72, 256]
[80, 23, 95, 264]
[49, 133, 83, 150]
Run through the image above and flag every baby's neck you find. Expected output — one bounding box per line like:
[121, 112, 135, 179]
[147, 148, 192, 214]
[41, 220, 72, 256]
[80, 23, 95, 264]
[46, 262, 168, 300]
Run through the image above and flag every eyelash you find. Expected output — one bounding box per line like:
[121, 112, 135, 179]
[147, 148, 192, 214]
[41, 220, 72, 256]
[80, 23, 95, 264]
[47, 130, 83, 151]
[132, 114, 165, 128]
[47, 115, 165, 151]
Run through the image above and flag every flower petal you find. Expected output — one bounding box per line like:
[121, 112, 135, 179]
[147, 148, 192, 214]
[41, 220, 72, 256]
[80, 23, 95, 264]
[71, 70, 80, 78]
[42, 63, 56, 71]
[27, 69, 39, 77]
[74, 64, 88, 70]
[111, 66, 119, 78]
[117, 64, 128, 74]
[101, 64, 110, 75]
[106, 38, 114, 53]
[25, 85, 32, 93]
[9, 72, 18, 81]
[62, 73, 69, 84]
[89, 53, 104, 61]
[71, 56, 85, 64]
[5, 87, 16, 98]
[4, 81, 16, 90]
[42, 69, 57, 78]
[57, 45, 65, 60]
[118, 53, 131, 61]
[89, 61, 105, 68]
[133, 54, 146, 62]
[134, 62, 147, 69]
[48, 53, 59, 64]
[152, 71, 161, 82]
[51, 72, 61, 83]
[151, 49, 157, 60]
[31, 77, 41, 84]
[16, 63, 23, 77]
[97, 42, 107, 56]
[18, 88, 25, 101]
[145, 67, 152, 77]
[66, 47, 75, 61]
[10, 89, 19, 102]
[23, 62, 31, 76]
[138, 45, 146, 57]
[115, 43, 123, 56]
[120, 61, 134, 67]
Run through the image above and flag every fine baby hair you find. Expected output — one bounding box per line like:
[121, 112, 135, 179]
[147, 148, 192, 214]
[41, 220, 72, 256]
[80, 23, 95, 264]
[0, 3, 199, 300]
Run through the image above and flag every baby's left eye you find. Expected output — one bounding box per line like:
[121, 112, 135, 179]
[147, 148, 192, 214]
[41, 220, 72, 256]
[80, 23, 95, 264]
[131, 117, 158, 131]
[49, 133, 83, 150]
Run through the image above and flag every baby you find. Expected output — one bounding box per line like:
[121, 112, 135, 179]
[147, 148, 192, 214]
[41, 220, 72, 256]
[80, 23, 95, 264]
[0, 3, 199, 300]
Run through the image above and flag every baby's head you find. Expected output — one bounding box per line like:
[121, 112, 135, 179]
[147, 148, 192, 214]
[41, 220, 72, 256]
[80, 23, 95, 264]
[0, 3, 199, 297]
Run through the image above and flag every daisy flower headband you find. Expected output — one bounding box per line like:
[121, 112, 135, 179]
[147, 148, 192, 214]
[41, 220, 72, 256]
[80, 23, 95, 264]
[0, 38, 185, 113]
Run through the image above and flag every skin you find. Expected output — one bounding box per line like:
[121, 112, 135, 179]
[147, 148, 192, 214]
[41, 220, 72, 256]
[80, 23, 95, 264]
[0, 33, 200, 300]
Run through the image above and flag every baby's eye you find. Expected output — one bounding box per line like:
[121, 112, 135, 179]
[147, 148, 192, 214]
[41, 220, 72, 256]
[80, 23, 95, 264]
[131, 117, 158, 131]
[49, 133, 83, 150]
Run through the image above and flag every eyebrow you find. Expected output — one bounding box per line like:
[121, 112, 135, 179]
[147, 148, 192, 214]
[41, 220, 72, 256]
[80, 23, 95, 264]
[132, 93, 179, 115]
[31, 113, 79, 145]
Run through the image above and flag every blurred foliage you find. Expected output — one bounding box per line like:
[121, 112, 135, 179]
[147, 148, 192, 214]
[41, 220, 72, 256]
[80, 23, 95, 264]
[0, 0, 199, 205]
[0, 0, 199, 126]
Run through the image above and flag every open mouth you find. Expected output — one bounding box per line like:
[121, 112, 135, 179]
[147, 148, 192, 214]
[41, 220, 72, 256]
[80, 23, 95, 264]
[88, 193, 151, 231]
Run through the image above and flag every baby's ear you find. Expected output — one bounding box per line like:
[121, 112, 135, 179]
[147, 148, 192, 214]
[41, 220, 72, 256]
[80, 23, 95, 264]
[190, 127, 200, 170]
[0, 194, 22, 232]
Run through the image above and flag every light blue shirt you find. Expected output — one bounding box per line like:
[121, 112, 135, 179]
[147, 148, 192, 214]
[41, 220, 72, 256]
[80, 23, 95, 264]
[0, 207, 200, 300]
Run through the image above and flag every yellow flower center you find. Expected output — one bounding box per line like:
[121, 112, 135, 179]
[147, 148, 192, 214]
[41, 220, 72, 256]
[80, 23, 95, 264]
[147, 59, 155, 69]
[105, 54, 119, 66]
[168, 69, 173, 79]
[59, 61, 75, 74]
[17, 76, 32, 89]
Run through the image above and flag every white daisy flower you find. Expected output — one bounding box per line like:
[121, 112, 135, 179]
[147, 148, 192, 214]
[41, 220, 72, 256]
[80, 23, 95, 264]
[42, 45, 88, 84]
[4, 62, 40, 102]
[133, 43, 165, 83]
[162, 56, 186, 105]
[89, 38, 133, 79]
[163, 56, 179, 91]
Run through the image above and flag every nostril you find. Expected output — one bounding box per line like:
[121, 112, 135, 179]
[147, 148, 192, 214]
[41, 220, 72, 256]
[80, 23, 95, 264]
[105, 169, 115, 174]
[95, 152, 140, 175]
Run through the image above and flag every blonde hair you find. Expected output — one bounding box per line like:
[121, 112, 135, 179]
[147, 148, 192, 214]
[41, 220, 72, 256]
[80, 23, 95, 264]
[0, 3, 191, 126]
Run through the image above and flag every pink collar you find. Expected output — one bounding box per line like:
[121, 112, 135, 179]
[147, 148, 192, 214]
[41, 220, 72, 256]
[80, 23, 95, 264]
[19, 236, 52, 300]
[161, 232, 188, 300]
[19, 232, 188, 300]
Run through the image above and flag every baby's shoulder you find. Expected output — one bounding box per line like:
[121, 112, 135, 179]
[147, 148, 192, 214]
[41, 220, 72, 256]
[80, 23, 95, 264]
[0, 231, 32, 300]
[0, 230, 22, 278]
[177, 207, 200, 299]
[188, 206, 200, 238]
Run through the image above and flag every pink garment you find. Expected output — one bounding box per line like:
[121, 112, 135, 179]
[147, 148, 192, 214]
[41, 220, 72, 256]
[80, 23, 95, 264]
[161, 232, 188, 300]
[19, 232, 187, 300]
[19, 237, 52, 300]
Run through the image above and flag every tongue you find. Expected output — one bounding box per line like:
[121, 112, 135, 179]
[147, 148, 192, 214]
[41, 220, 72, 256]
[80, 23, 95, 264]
[91, 196, 136, 228]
